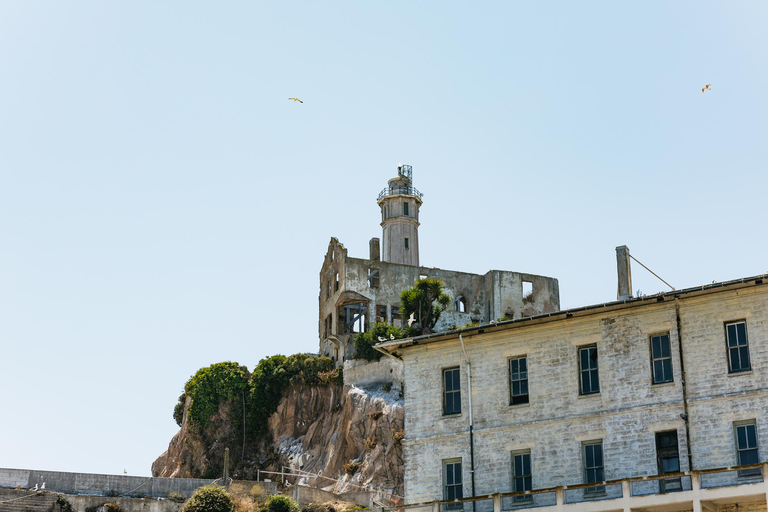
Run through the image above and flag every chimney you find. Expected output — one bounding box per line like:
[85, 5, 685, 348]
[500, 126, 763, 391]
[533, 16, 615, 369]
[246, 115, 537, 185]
[616, 245, 633, 300]
[369, 238, 380, 261]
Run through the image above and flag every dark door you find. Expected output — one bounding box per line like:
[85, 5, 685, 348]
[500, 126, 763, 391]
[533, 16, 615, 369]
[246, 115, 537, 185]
[656, 431, 682, 492]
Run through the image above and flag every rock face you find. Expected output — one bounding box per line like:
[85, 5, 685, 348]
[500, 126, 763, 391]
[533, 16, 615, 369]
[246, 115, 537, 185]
[152, 383, 404, 501]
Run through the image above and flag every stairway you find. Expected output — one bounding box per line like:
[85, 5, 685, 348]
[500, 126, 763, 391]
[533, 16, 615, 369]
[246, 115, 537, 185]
[0, 489, 59, 512]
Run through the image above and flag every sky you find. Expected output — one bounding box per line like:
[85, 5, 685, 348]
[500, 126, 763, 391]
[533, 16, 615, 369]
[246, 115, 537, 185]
[1, 2, 767, 477]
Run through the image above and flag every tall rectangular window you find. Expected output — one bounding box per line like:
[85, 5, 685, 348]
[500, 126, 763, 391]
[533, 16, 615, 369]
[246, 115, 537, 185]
[656, 430, 682, 492]
[511, 451, 532, 501]
[579, 345, 600, 395]
[582, 441, 605, 495]
[443, 459, 463, 500]
[726, 321, 751, 373]
[443, 367, 461, 415]
[403, 202, 409, 216]
[404, 237, 410, 249]
[651, 333, 673, 384]
[734, 420, 761, 477]
[509, 356, 529, 405]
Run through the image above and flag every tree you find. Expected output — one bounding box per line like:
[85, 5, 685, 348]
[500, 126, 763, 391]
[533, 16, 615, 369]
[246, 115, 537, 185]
[181, 485, 235, 512]
[355, 323, 406, 361]
[400, 277, 451, 335]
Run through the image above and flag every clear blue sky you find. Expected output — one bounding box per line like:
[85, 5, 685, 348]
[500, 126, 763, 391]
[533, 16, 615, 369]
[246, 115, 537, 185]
[2, 2, 766, 477]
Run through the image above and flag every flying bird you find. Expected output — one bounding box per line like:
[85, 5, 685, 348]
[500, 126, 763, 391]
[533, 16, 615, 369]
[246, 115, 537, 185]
[377, 336, 387, 342]
[288, 97, 303, 103]
[702, 84, 711, 93]
[407, 312, 416, 327]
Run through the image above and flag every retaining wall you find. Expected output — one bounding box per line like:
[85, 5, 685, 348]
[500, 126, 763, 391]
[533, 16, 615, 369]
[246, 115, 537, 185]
[343, 358, 403, 391]
[0, 469, 213, 499]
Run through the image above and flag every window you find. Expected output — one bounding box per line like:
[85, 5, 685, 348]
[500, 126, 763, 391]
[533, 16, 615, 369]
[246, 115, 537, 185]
[456, 295, 467, 313]
[734, 420, 761, 477]
[403, 202, 409, 216]
[656, 431, 682, 492]
[726, 321, 751, 373]
[579, 345, 600, 395]
[335, 272, 339, 292]
[511, 451, 532, 501]
[651, 333, 673, 384]
[509, 356, 529, 405]
[443, 367, 461, 415]
[522, 281, 533, 300]
[368, 268, 380, 288]
[443, 459, 463, 504]
[404, 237, 409, 250]
[582, 441, 605, 495]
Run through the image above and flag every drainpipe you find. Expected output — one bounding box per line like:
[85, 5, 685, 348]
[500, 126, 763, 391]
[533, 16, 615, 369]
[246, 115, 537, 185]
[674, 298, 694, 472]
[458, 334, 476, 510]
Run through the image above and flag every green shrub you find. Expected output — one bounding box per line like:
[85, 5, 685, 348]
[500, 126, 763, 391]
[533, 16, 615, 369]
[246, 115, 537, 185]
[167, 492, 185, 503]
[354, 323, 405, 361]
[56, 496, 75, 512]
[262, 495, 299, 512]
[184, 362, 250, 431]
[181, 485, 235, 512]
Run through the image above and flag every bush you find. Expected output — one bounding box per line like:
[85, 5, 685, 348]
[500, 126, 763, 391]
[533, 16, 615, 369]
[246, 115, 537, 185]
[365, 437, 377, 450]
[181, 485, 235, 512]
[262, 495, 299, 512]
[392, 429, 404, 444]
[173, 394, 186, 427]
[342, 460, 361, 475]
[167, 492, 185, 503]
[103, 504, 121, 512]
[354, 323, 405, 361]
[56, 496, 75, 512]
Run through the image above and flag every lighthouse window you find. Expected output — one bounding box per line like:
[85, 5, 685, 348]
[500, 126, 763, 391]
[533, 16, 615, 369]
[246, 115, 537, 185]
[404, 237, 409, 249]
[403, 202, 409, 216]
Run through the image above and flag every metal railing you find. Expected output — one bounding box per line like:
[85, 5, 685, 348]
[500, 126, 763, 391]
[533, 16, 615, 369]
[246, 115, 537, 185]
[378, 186, 423, 201]
[381, 463, 767, 512]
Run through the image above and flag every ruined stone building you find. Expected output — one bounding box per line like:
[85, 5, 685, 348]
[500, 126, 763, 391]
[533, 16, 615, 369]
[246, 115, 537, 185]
[378, 247, 768, 512]
[318, 165, 559, 364]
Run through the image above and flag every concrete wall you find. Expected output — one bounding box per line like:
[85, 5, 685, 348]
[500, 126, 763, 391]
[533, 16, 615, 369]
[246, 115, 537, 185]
[343, 358, 403, 391]
[64, 495, 184, 512]
[399, 280, 768, 504]
[0, 468, 213, 498]
[288, 484, 373, 508]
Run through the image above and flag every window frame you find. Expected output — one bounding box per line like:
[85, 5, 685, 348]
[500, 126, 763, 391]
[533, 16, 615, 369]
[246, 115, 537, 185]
[655, 430, 682, 492]
[508, 356, 530, 405]
[578, 345, 600, 396]
[443, 367, 462, 416]
[582, 440, 605, 495]
[511, 450, 532, 501]
[403, 201, 409, 216]
[650, 332, 674, 385]
[443, 458, 463, 501]
[725, 320, 751, 374]
[734, 420, 761, 477]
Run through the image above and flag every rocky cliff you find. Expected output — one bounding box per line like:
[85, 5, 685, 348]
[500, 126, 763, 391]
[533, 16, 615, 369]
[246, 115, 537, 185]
[152, 383, 403, 501]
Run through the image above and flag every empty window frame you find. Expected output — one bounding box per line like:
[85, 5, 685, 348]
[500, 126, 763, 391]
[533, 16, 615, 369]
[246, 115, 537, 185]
[403, 201, 409, 216]
[582, 440, 605, 495]
[656, 430, 682, 492]
[404, 237, 410, 250]
[726, 321, 751, 373]
[579, 345, 600, 395]
[443, 459, 463, 501]
[368, 268, 380, 288]
[456, 295, 467, 313]
[734, 420, 761, 477]
[335, 272, 339, 292]
[522, 281, 533, 300]
[443, 367, 461, 415]
[509, 356, 529, 405]
[651, 333, 673, 384]
[511, 450, 532, 501]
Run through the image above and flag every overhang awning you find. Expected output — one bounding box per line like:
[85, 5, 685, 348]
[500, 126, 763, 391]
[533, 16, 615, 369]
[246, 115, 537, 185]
[335, 290, 370, 307]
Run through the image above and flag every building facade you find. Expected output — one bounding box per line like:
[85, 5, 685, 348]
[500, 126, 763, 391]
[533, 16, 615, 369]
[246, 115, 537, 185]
[378, 248, 768, 512]
[318, 165, 560, 364]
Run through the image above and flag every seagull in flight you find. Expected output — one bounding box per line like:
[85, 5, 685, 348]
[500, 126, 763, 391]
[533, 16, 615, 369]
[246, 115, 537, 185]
[407, 312, 416, 327]
[288, 97, 303, 103]
[702, 84, 711, 93]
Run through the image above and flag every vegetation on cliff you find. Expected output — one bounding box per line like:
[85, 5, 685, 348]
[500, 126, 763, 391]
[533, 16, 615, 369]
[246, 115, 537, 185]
[353, 323, 407, 361]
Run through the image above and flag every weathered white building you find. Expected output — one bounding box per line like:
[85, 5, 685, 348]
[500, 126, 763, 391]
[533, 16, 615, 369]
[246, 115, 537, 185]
[319, 165, 559, 364]
[378, 247, 768, 512]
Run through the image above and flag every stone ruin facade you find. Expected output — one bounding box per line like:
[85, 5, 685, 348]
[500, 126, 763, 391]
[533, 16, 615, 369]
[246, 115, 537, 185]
[318, 164, 560, 364]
